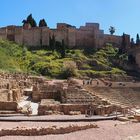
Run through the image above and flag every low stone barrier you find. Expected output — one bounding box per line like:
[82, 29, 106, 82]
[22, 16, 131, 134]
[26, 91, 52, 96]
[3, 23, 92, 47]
[0, 124, 98, 136]
[38, 104, 89, 115]
[0, 101, 18, 111]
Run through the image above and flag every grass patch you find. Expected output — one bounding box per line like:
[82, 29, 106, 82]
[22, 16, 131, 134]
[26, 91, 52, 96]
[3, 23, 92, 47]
[0, 40, 127, 79]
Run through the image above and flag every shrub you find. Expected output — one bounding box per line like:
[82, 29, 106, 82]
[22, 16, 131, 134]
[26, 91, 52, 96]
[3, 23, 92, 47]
[61, 61, 78, 78]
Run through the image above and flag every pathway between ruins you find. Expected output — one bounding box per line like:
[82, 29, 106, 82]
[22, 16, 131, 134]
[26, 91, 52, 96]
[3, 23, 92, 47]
[18, 96, 39, 115]
[0, 114, 123, 122]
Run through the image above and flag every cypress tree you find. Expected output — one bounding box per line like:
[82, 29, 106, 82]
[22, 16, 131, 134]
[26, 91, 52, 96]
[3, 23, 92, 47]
[22, 14, 37, 27]
[136, 33, 140, 45]
[39, 19, 47, 27]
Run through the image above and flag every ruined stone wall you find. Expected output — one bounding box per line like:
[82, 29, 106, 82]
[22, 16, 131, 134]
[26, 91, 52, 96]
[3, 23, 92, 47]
[0, 90, 9, 101]
[38, 103, 89, 115]
[61, 104, 89, 114]
[32, 83, 63, 102]
[0, 124, 97, 136]
[0, 89, 21, 102]
[0, 101, 18, 110]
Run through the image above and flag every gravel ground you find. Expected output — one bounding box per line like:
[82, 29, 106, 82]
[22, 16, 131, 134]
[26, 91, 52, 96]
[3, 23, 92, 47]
[0, 120, 140, 140]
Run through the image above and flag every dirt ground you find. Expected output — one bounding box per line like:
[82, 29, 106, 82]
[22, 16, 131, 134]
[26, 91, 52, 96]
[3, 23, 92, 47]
[0, 120, 140, 140]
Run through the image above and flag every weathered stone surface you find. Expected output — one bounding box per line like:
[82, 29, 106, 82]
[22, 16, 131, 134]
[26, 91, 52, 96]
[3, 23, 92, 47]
[0, 23, 130, 49]
[0, 123, 98, 136]
[0, 101, 18, 111]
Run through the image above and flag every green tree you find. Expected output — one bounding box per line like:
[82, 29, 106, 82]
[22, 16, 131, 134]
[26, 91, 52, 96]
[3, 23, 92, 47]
[62, 61, 78, 78]
[61, 40, 66, 58]
[109, 26, 115, 35]
[130, 38, 135, 47]
[136, 33, 140, 45]
[49, 34, 56, 51]
[39, 19, 47, 27]
[22, 20, 27, 26]
[22, 14, 37, 27]
[118, 33, 126, 54]
[128, 55, 136, 64]
[55, 40, 66, 58]
[122, 33, 126, 46]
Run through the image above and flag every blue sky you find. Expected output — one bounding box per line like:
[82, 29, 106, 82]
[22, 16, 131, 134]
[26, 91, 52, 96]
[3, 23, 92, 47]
[0, 0, 139, 39]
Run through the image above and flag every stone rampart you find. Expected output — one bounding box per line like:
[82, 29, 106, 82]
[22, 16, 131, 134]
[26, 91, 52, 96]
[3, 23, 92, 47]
[0, 22, 130, 49]
[104, 34, 122, 47]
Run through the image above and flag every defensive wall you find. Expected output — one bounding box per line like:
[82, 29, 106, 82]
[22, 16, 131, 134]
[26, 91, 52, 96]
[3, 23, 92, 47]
[127, 46, 140, 70]
[0, 22, 130, 49]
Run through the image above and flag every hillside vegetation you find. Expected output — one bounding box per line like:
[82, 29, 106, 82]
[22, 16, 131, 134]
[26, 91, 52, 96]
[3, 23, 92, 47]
[0, 40, 127, 78]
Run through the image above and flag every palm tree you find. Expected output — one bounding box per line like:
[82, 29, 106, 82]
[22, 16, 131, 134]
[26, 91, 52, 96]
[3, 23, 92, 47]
[109, 26, 115, 35]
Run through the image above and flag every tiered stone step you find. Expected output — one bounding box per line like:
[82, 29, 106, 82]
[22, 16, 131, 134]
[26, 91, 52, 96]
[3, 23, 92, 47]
[65, 87, 101, 104]
[86, 87, 140, 107]
[0, 110, 17, 114]
[0, 110, 25, 117]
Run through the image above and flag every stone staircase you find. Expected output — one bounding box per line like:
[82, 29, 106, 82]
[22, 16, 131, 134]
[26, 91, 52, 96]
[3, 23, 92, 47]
[86, 86, 140, 107]
[64, 86, 108, 105]
[0, 110, 17, 114]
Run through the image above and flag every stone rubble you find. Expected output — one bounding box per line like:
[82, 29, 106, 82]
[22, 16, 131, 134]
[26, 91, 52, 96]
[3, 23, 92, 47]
[0, 123, 98, 136]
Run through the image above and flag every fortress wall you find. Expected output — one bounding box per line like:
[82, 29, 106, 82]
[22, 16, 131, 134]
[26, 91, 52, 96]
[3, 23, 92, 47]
[79, 23, 99, 31]
[0, 23, 130, 50]
[135, 53, 140, 68]
[57, 23, 68, 30]
[75, 29, 95, 47]
[96, 35, 104, 48]
[15, 27, 23, 44]
[23, 28, 41, 46]
[76, 23, 103, 48]
[0, 28, 7, 40]
[124, 34, 131, 49]
[32, 28, 41, 46]
[75, 30, 85, 47]
[86, 23, 99, 29]
[23, 29, 34, 46]
[42, 27, 50, 46]
[104, 35, 122, 47]
[68, 28, 76, 47]
[94, 30, 104, 48]
[6, 26, 16, 41]
[51, 29, 68, 45]
[7, 26, 15, 35]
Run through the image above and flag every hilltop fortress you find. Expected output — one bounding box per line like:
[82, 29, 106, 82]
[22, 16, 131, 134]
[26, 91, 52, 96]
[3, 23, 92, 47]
[3, 22, 140, 70]
[0, 22, 130, 49]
